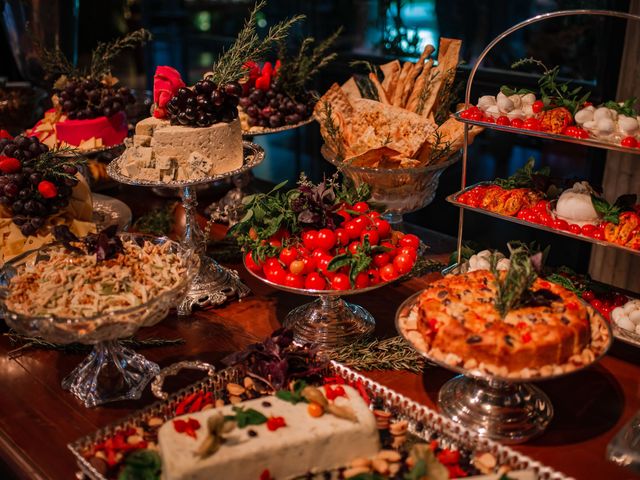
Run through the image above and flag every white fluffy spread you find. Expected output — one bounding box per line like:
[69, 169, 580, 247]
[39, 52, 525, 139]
[121, 117, 243, 181]
[158, 385, 379, 480]
[555, 182, 601, 226]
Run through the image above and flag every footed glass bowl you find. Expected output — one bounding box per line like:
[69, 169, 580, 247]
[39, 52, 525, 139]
[0, 234, 199, 407]
[321, 144, 460, 225]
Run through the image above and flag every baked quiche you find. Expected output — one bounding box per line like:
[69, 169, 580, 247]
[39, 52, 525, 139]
[417, 270, 591, 371]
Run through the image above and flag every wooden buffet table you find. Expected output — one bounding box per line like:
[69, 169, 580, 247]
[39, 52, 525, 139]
[0, 185, 639, 480]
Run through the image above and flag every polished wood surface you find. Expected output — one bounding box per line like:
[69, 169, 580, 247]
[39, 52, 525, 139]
[1, 186, 639, 480]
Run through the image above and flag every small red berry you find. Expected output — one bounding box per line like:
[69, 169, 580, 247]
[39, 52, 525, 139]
[0, 156, 21, 174]
[621, 136, 638, 148]
[37, 180, 58, 199]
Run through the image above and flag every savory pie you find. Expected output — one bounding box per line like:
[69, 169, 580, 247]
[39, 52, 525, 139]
[416, 270, 591, 371]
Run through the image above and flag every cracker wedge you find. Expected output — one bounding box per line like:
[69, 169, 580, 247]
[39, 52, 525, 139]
[341, 77, 362, 99]
[381, 60, 401, 97]
[391, 61, 413, 107]
[345, 146, 401, 168]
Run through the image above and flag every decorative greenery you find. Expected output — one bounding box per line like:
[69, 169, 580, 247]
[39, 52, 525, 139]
[38, 29, 151, 81]
[5, 331, 184, 356]
[415, 70, 439, 116]
[603, 98, 638, 117]
[208, 1, 304, 85]
[224, 406, 268, 428]
[508, 57, 590, 114]
[434, 65, 463, 126]
[277, 27, 342, 97]
[117, 449, 161, 480]
[325, 336, 426, 373]
[275, 380, 309, 404]
[591, 194, 637, 225]
[32, 147, 85, 182]
[133, 203, 177, 236]
[320, 100, 346, 160]
[426, 131, 453, 165]
[491, 242, 542, 318]
[493, 157, 550, 190]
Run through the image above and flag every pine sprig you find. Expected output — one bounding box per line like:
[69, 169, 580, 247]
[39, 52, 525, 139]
[326, 336, 426, 373]
[491, 243, 540, 318]
[29, 147, 86, 182]
[320, 101, 346, 160]
[415, 70, 439, 115]
[89, 28, 152, 79]
[278, 27, 342, 97]
[426, 130, 453, 165]
[209, 1, 304, 86]
[37, 43, 79, 80]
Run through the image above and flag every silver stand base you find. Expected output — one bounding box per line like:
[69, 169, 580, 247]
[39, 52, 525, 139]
[438, 375, 553, 444]
[283, 296, 375, 349]
[62, 340, 160, 408]
[178, 255, 250, 315]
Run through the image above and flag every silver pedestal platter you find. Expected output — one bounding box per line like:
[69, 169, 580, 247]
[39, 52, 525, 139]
[207, 118, 314, 226]
[396, 291, 612, 444]
[107, 142, 265, 314]
[0, 234, 199, 407]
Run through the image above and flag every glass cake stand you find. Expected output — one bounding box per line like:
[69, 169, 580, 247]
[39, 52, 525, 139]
[396, 291, 612, 444]
[321, 145, 460, 228]
[207, 118, 315, 225]
[0, 234, 199, 407]
[107, 142, 265, 314]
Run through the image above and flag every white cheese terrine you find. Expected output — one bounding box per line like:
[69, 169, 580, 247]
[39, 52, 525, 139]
[121, 116, 243, 182]
[157, 385, 379, 480]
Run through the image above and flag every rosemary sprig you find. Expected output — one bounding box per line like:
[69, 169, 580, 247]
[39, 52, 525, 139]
[209, 1, 304, 86]
[326, 336, 426, 373]
[320, 100, 345, 160]
[349, 60, 382, 78]
[277, 27, 342, 97]
[490, 243, 540, 318]
[133, 202, 177, 236]
[426, 131, 453, 165]
[89, 29, 152, 79]
[28, 147, 86, 182]
[433, 65, 461, 125]
[415, 69, 439, 115]
[5, 331, 184, 357]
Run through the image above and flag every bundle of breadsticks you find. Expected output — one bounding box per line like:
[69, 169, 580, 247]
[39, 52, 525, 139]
[314, 38, 483, 169]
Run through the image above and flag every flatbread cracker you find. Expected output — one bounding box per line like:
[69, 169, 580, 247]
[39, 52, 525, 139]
[381, 60, 401, 94]
[368, 73, 390, 104]
[341, 77, 362, 100]
[391, 62, 413, 107]
[407, 59, 434, 113]
[345, 146, 401, 168]
[419, 38, 461, 118]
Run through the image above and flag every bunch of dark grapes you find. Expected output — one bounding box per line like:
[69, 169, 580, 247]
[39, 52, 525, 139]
[55, 78, 135, 120]
[165, 79, 242, 127]
[239, 81, 315, 129]
[0, 136, 79, 237]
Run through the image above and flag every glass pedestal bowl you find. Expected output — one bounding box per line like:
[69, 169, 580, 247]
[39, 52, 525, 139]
[0, 234, 199, 407]
[321, 144, 460, 227]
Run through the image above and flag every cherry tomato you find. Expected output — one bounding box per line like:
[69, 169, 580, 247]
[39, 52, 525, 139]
[265, 266, 286, 285]
[373, 218, 391, 239]
[302, 230, 318, 250]
[562, 126, 589, 139]
[581, 290, 595, 302]
[468, 110, 485, 121]
[336, 209, 351, 223]
[305, 272, 327, 290]
[245, 252, 263, 275]
[459, 106, 480, 119]
[300, 256, 316, 275]
[380, 264, 398, 282]
[284, 273, 305, 289]
[581, 224, 597, 237]
[367, 268, 381, 285]
[312, 248, 330, 261]
[354, 272, 370, 289]
[593, 229, 605, 240]
[316, 256, 333, 275]
[279, 247, 298, 266]
[510, 118, 524, 128]
[289, 259, 305, 275]
[516, 209, 530, 220]
[369, 211, 381, 219]
[398, 246, 418, 261]
[393, 253, 414, 275]
[533, 200, 549, 214]
[268, 238, 282, 248]
[523, 118, 541, 130]
[496, 116, 510, 126]
[532, 100, 544, 114]
[484, 116, 496, 123]
[264, 257, 282, 272]
[380, 241, 396, 256]
[568, 224, 581, 235]
[373, 252, 391, 268]
[316, 228, 337, 251]
[360, 229, 380, 246]
[399, 234, 420, 249]
[334, 228, 349, 246]
[331, 273, 351, 291]
[552, 219, 569, 231]
[352, 201, 370, 213]
[614, 293, 628, 306]
[345, 218, 366, 239]
[347, 241, 361, 255]
[591, 299, 603, 310]
[621, 136, 638, 148]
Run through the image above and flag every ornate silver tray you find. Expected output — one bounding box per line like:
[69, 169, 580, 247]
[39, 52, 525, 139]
[68, 361, 571, 480]
[241, 116, 315, 137]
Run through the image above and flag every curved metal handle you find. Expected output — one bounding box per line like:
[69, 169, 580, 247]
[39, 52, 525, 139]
[151, 360, 216, 400]
[456, 8, 640, 264]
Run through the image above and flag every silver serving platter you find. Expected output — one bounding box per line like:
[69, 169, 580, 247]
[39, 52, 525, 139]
[68, 361, 571, 480]
[54, 143, 126, 158]
[611, 323, 640, 348]
[446, 182, 640, 257]
[106, 142, 265, 188]
[242, 116, 315, 137]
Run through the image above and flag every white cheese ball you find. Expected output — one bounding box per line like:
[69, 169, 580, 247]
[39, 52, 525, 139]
[636, 324, 640, 335]
[618, 115, 639, 135]
[624, 300, 640, 314]
[583, 120, 597, 130]
[630, 310, 640, 325]
[611, 307, 626, 323]
[496, 92, 514, 113]
[522, 104, 534, 116]
[521, 93, 536, 105]
[596, 117, 615, 134]
[485, 105, 500, 118]
[507, 109, 525, 120]
[616, 315, 635, 332]
[594, 107, 615, 121]
[574, 107, 594, 124]
[496, 258, 511, 271]
[509, 95, 522, 109]
[478, 95, 496, 110]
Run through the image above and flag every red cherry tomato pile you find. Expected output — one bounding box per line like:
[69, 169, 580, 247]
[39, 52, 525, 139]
[581, 289, 628, 321]
[245, 202, 420, 291]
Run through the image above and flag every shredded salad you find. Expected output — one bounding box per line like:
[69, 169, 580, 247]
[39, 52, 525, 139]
[5, 240, 187, 318]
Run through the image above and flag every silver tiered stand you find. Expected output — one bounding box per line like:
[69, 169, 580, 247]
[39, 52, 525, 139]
[107, 142, 265, 314]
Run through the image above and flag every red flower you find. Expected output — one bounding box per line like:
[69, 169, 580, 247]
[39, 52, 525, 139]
[324, 384, 346, 401]
[261, 62, 273, 77]
[153, 66, 185, 119]
[173, 418, 201, 439]
[0, 156, 21, 174]
[37, 180, 58, 199]
[255, 74, 271, 91]
[266, 416, 286, 431]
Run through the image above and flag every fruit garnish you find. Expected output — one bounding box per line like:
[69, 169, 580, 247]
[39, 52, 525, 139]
[153, 66, 185, 119]
[53, 224, 124, 261]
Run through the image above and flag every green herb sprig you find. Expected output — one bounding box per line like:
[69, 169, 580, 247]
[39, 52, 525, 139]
[133, 203, 177, 236]
[591, 194, 637, 224]
[603, 98, 638, 117]
[326, 336, 426, 373]
[209, 1, 304, 86]
[508, 57, 590, 114]
[224, 406, 268, 428]
[491, 243, 541, 318]
[275, 380, 308, 404]
[493, 157, 550, 190]
[117, 449, 161, 480]
[327, 237, 389, 287]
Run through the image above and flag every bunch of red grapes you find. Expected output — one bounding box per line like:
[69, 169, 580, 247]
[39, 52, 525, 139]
[0, 136, 79, 236]
[55, 78, 136, 120]
[165, 79, 242, 127]
[239, 80, 315, 129]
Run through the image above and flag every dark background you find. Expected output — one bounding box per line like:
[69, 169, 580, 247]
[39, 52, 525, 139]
[0, 0, 633, 272]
